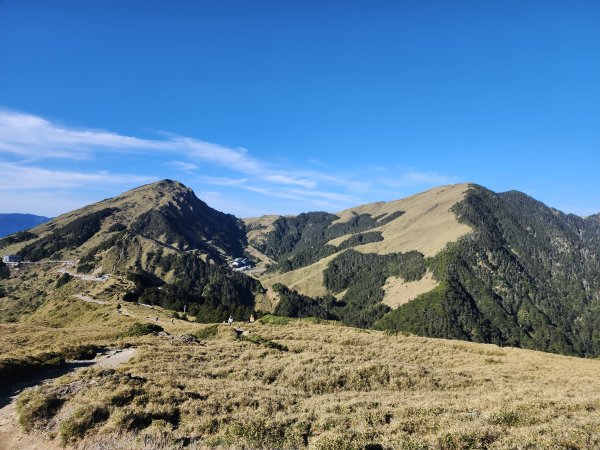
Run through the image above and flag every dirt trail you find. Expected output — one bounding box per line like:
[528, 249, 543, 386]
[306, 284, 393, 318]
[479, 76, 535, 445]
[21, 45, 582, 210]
[73, 293, 108, 305]
[0, 348, 136, 450]
[58, 268, 108, 282]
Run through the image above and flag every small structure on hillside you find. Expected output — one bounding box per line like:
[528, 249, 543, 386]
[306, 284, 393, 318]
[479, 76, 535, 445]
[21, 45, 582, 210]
[229, 257, 253, 271]
[3, 255, 22, 265]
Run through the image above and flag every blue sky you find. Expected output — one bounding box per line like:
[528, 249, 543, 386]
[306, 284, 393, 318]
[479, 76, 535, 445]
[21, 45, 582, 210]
[0, 1, 599, 217]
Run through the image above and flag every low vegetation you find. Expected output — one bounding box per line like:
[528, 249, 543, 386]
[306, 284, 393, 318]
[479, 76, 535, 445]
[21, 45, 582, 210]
[16, 389, 64, 432]
[0, 260, 9, 279]
[272, 283, 339, 320]
[77, 230, 126, 273]
[12, 319, 600, 449]
[129, 185, 247, 259]
[0, 343, 102, 379]
[0, 230, 38, 248]
[120, 322, 164, 337]
[270, 249, 427, 328]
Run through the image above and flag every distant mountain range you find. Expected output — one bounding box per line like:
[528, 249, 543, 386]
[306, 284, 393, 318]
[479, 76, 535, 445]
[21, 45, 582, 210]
[2, 180, 600, 357]
[0, 213, 51, 238]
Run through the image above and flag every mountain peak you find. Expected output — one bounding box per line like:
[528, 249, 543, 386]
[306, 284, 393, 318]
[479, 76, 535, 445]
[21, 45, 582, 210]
[117, 178, 191, 199]
[1, 179, 246, 274]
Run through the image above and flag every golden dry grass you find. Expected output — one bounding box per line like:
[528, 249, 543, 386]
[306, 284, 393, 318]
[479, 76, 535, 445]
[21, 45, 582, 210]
[13, 317, 600, 449]
[258, 253, 337, 298]
[334, 183, 472, 257]
[243, 215, 282, 245]
[381, 271, 438, 309]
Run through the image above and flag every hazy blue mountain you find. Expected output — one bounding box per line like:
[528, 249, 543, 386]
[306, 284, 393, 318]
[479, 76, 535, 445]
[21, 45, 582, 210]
[0, 213, 51, 238]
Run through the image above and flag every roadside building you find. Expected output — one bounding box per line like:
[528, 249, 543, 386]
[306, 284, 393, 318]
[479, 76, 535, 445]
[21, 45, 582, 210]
[3, 255, 22, 264]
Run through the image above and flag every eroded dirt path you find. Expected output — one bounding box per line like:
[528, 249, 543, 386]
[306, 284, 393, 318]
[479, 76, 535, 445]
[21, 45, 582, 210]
[73, 293, 109, 305]
[0, 348, 136, 450]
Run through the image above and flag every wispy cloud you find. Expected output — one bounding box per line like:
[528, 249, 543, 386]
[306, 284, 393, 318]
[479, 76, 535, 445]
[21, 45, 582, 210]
[377, 171, 454, 188]
[0, 161, 154, 190]
[201, 176, 249, 187]
[0, 110, 336, 191]
[167, 161, 198, 173]
[0, 110, 165, 159]
[0, 109, 458, 216]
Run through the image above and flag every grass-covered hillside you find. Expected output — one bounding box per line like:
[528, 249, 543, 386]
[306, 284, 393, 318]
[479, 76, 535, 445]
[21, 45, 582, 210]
[0, 180, 247, 270]
[246, 184, 471, 316]
[4, 310, 600, 449]
[0, 180, 263, 321]
[2, 234, 600, 449]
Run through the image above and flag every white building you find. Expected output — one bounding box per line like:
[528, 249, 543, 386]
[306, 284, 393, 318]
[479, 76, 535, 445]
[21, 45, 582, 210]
[3, 255, 22, 264]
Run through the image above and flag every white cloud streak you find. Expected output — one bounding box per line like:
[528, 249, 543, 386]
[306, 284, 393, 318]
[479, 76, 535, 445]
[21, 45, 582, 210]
[0, 161, 154, 190]
[0, 109, 458, 215]
[378, 171, 454, 188]
[167, 161, 199, 172]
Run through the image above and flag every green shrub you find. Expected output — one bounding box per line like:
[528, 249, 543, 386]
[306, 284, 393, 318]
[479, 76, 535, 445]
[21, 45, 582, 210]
[77, 261, 96, 274]
[110, 387, 142, 407]
[439, 428, 499, 449]
[0, 230, 37, 247]
[19, 208, 116, 261]
[272, 284, 339, 321]
[194, 324, 219, 340]
[61, 344, 102, 360]
[489, 409, 522, 427]
[256, 210, 405, 273]
[55, 272, 73, 288]
[0, 353, 65, 378]
[0, 261, 9, 279]
[114, 408, 180, 431]
[136, 252, 260, 321]
[107, 222, 127, 233]
[121, 322, 164, 337]
[259, 314, 291, 325]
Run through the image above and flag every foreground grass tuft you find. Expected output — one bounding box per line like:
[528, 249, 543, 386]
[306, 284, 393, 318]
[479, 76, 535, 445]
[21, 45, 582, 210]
[15, 389, 64, 432]
[241, 333, 289, 351]
[259, 314, 292, 325]
[120, 322, 164, 337]
[194, 323, 219, 340]
[59, 404, 109, 444]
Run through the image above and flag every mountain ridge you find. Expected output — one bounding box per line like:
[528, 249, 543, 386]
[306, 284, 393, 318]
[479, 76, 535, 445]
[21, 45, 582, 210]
[3, 180, 600, 356]
[243, 183, 600, 356]
[1, 179, 247, 271]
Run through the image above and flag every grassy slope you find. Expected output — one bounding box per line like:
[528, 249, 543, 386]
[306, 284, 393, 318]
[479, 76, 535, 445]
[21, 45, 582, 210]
[2, 260, 600, 448]
[7, 307, 600, 449]
[0, 180, 245, 279]
[247, 184, 472, 304]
